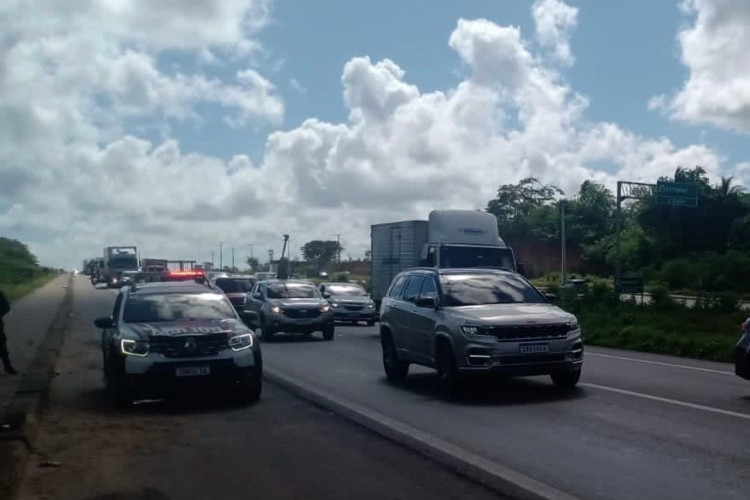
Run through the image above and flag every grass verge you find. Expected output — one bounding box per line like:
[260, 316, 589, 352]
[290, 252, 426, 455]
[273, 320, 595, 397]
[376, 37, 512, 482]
[1, 271, 61, 303]
[555, 287, 744, 363]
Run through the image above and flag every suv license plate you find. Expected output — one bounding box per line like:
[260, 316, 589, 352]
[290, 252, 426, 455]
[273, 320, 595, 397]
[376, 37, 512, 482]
[520, 344, 550, 354]
[175, 366, 210, 377]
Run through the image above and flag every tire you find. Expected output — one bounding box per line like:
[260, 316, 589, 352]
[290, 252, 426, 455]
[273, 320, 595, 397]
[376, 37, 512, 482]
[236, 374, 262, 404]
[322, 324, 335, 341]
[260, 317, 275, 340]
[551, 369, 581, 389]
[435, 342, 462, 396]
[105, 358, 133, 408]
[382, 335, 409, 382]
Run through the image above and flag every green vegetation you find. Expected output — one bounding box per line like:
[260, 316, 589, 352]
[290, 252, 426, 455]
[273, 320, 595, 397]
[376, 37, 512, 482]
[0, 237, 60, 302]
[551, 285, 744, 362]
[486, 167, 750, 294]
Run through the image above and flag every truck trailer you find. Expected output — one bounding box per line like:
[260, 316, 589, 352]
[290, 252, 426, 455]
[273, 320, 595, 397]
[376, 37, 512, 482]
[370, 210, 519, 306]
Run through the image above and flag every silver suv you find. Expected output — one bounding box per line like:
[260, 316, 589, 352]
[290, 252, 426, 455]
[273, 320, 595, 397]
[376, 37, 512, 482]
[379, 268, 583, 390]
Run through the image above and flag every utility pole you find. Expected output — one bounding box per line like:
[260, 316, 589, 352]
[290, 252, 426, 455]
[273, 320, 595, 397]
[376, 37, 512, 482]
[231, 247, 235, 270]
[560, 200, 567, 285]
[211, 251, 215, 269]
[335, 234, 341, 271]
[219, 242, 223, 270]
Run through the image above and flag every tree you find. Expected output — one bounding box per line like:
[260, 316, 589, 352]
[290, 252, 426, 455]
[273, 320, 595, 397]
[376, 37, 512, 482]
[567, 181, 616, 247]
[301, 240, 343, 270]
[486, 177, 563, 225]
[246, 257, 259, 271]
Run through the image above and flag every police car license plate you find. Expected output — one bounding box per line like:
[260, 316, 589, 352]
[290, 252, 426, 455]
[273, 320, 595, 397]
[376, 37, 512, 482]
[520, 344, 549, 354]
[175, 366, 210, 377]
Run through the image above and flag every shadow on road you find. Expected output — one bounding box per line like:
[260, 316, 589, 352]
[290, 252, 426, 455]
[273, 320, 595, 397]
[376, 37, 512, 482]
[381, 372, 587, 407]
[259, 333, 326, 343]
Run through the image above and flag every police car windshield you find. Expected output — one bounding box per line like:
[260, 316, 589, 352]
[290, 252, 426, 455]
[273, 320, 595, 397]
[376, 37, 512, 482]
[122, 293, 236, 322]
[440, 274, 545, 306]
[267, 283, 318, 299]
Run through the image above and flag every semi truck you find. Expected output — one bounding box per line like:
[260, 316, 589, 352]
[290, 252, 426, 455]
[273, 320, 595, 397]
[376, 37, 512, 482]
[140, 258, 168, 273]
[370, 210, 519, 307]
[102, 246, 139, 288]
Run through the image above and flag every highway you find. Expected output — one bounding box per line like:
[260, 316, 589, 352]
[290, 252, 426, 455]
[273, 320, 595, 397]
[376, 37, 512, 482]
[262, 325, 750, 500]
[17, 275, 750, 499]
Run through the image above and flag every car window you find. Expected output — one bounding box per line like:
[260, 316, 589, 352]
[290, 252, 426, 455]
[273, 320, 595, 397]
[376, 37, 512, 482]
[266, 282, 319, 299]
[112, 293, 124, 323]
[326, 284, 367, 296]
[402, 276, 425, 303]
[215, 278, 255, 293]
[122, 293, 236, 322]
[419, 277, 438, 299]
[440, 274, 545, 307]
[388, 275, 408, 298]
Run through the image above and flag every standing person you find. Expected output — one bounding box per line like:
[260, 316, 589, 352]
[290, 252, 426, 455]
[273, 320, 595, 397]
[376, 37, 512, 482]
[0, 290, 18, 374]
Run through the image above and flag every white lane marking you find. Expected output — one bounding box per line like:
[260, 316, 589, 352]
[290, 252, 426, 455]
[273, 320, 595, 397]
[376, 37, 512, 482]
[582, 383, 750, 421]
[586, 352, 733, 376]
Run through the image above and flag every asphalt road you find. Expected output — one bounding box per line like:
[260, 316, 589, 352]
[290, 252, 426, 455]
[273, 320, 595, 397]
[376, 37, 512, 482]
[261, 323, 750, 500]
[18, 275, 501, 500]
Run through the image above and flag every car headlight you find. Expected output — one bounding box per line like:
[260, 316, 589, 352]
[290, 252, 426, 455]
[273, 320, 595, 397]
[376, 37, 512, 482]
[461, 326, 483, 336]
[330, 301, 340, 308]
[320, 305, 331, 313]
[366, 302, 375, 309]
[228, 333, 254, 351]
[567, 320, 580, 331]
[270, 306, 282, 314]
[120, 339, 149, 357]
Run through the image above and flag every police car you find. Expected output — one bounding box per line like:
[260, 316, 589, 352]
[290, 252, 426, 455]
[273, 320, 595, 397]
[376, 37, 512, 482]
[94, 270, 262, 407]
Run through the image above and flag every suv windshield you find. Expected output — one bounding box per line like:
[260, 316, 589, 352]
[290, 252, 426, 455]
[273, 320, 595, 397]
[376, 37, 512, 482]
[267, 283, 318, 299]
[439, 246, 515, 270]
[326, 284, 367, 296]
[215, 278, 255, 293]
[440, 274, 545, 306]
[123, 293, 236, 322]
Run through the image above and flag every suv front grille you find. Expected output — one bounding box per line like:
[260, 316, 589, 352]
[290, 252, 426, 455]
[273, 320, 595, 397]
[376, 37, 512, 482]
[481, 323, 569, 341]
[283, 308, 321, 319]
[343, 304, 364, 311]
[149, 334, 228, 358]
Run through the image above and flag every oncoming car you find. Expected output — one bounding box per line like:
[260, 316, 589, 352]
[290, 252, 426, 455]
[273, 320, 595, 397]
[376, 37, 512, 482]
[379, 268, 584, 392]
[94, 278, 262, 407]
[319, 282, 377, 325]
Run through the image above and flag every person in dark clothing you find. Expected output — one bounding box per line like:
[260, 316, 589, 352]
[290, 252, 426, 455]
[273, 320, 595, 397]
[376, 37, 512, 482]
[0, 291, 18, 374]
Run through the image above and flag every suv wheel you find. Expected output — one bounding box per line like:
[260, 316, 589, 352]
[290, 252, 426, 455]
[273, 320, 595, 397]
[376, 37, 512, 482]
[236, 374, 262, 404]
[260, 317, 275, 340]
[105, 356, 133, 408]
[551, 369, 581, 389]
[435, 342, 462, 395]
[382, 335, 409, 382]
[322, 324, 335, 341]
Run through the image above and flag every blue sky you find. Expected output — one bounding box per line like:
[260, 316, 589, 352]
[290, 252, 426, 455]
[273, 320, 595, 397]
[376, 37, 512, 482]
[165, 0, 745, 169]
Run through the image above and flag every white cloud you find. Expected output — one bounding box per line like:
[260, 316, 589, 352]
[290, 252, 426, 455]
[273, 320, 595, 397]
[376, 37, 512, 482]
[652, 0, 750, 133]
[0, 2, 725, 268]
[532, 0, 579, 66]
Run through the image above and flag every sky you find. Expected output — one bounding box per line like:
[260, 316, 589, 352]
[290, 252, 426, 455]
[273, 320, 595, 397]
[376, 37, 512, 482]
[1, 0, 750, 269]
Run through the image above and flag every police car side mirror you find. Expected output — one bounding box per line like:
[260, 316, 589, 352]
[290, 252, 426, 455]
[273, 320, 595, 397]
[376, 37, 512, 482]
[94, 317, 114, 329]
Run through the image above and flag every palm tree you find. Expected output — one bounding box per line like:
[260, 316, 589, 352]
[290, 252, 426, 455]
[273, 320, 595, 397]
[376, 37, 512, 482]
[716, 175, 745, 197]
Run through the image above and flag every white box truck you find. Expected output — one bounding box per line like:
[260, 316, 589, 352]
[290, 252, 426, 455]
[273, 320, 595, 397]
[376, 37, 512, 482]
[370, 210, 519, 307]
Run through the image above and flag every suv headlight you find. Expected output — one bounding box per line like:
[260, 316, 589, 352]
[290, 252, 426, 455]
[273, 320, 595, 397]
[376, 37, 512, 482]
[366, 302, 375, 309]
[330, 301, 340, 308]
[121, 339, 149, 357]
[461, 326, 483, 336]
[320, 305, 331, 312]
[567, 320, 580, 332]
[270, 306, 282, 314]
[228, 333, 254, 351]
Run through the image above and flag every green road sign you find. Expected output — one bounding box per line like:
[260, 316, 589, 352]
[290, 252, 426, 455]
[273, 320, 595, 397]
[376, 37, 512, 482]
[655, 181, 699, 207]
[615, 276, 644, 295]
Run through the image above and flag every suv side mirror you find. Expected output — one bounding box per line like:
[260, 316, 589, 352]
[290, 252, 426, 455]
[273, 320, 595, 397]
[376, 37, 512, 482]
[241, 310, 258, 326]
[94, 317, 114, 329]
[323, 292, 331, 299]
[416, 296, 438, 308]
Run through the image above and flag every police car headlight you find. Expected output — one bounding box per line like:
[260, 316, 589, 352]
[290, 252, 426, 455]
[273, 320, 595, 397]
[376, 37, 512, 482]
[228, 333, 254, 351]
[120, 339, 149, 357]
